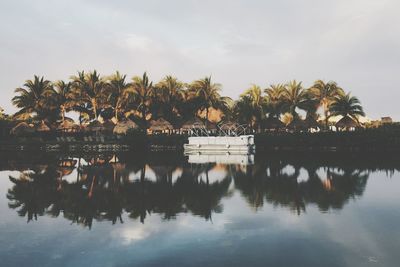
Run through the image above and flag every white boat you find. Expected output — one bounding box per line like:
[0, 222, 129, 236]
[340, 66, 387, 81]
[184, 135, 255, 154]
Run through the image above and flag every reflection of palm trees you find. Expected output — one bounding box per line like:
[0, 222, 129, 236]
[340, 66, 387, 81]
[5, 152, 373, 228]
[7, 166, 60, 222]
[234, 157, 370, 214]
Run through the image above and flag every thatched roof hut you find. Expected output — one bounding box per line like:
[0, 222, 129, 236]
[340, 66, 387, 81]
[262, 117, 285, 130]
[36, 121, 51, 132]
[287, 117, 307, 131]
[304, 116, 320, 129]
[57, 120, 80, 132]
[148, 118, 173, 132]
[10, 122, 35, 136]
[113, 119, 139, 135]
[181, 117, 205, 130]
[336, 116, 358, 129]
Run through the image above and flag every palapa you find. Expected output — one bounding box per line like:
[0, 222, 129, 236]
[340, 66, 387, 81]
[10, 122, 34, 136]
[336, 116, 358, 129]
[148, 118, 173, 132]
[113, 119, 139, 135]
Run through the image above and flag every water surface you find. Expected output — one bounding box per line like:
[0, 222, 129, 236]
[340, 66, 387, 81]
[0, 152, 399, 267]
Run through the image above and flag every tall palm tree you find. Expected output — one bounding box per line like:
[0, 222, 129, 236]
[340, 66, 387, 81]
[106, 71, 132, 121]
[71, 70, 107, 121]
[309, 80, 345, 128]
[130, 72, 156, 127]
[240, 84, 265, 128]
[232, 95, 254, 126]
[12, 75, 53, 120]
[281, 80, 308, 118]
[329, 93, 365, 123]
[190, 76, 231, 124]
[265, 84, 285, 118]
[48, 81, 76, 123]
[155, 76, 185, 124]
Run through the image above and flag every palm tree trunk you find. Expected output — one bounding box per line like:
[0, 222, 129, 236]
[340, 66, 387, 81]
[61, 106, 65, 123]
[92, 99, 97, 120]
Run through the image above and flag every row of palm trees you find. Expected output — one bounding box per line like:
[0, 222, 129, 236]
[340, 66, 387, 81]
[11, 71, 365, 130]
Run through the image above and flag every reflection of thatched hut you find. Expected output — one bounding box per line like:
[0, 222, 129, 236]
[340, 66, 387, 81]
[148, 118, 173, 134]
[287, 117, 307, 131]
[336, 116, 358, 130]
[113, 119, 139, 135]
[57, 120, 80, 133]
[262, 117, 285, 130]
[304, 116, 320, 130]
[36, 121, 51, 132]
[10, 122, 35, 136]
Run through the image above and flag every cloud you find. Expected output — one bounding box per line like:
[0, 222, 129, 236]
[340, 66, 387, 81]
[1, 0, 400, 119]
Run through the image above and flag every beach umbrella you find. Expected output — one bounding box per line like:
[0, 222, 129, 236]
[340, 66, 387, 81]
[57, 120, 80, 132]
[10, 122, 35, 136]
[335, 116, 358, 130]
[113, 119, 139, 135]
[36, 121, 51, 132]
[148, 118, 173, 132]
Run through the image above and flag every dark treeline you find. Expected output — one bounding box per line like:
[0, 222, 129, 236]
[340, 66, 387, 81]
[3, 71, 365, 130]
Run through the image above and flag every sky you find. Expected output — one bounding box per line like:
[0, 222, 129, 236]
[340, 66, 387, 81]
[0, 0, 399, 120]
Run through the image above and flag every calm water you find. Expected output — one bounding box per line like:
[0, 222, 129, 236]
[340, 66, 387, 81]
[0, 151, 399, 267]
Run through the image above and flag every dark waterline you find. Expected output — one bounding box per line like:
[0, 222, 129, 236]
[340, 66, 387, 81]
[0, 151, 399, 267]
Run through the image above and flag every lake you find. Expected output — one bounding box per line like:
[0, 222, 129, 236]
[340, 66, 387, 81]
[0, 151, 399, 267]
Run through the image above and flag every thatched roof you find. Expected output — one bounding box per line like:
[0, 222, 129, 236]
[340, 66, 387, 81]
[336, 116, 358, 128]
[10, 122, 34, 136]
[57, 120, 80, 131]
[262, 117, 285, 130]
[181, 117, 205, 130]
[113, 119, 139, 135]
[287, 117, 307, 130]
[148, 118, 173, 131]
[36, 121, 51, 132]
[304, 116, 320, 129]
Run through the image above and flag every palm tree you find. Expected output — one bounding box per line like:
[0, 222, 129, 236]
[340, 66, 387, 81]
[190, 76, 231, 124]
[240, 84, 265, 128]
[48, 81, 75, 123]
[232, 95, 254, 126]
[106, 71, 132, 121]
[281, 80, 308, 118]
[329, 93, 365, 123]
[71, 70, 107, 121]
[265, 84, 285, 118]
[309, 80, 345, 128]
[155, 76, 185, 124]
[12, 75, 54, 120]
[130, 72, 156, 127]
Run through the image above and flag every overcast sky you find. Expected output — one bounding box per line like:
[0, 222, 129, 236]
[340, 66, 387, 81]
[1, 0, 399, 119]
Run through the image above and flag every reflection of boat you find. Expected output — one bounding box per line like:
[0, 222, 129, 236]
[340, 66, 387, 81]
[184, 135, 255, 154]
[187, 153, 254, 165]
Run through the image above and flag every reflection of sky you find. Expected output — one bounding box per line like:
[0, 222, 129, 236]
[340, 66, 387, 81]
[0, 168, 400, 267]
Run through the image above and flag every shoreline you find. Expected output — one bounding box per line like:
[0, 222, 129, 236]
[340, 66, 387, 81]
[2, 129, 400, 152]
